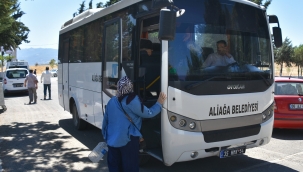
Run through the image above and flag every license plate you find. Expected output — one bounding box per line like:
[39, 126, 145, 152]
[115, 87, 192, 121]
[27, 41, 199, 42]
[290, 104, 303, 110]
[14, 84, 23, 87]
[219, 146, 246, 158]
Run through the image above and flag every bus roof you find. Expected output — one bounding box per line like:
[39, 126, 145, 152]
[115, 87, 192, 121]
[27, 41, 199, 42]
[60, 0, 142, 34]
[60, 0, 265, 34]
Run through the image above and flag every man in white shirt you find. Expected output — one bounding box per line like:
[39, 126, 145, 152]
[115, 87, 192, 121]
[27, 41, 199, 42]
[202, 40, 236, 68]
[40, 66, 52, 100]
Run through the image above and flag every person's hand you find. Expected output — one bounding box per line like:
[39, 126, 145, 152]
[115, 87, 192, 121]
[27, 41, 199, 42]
[225, 52, 232, 58]
[157, 92, 167, 105]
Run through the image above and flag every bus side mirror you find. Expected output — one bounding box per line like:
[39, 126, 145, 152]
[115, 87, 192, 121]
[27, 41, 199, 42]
[273, 27, 282, 48]
[158, 9, 176, 40]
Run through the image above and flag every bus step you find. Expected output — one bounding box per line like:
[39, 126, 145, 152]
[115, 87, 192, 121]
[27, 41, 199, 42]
[145, 148, 163, 162]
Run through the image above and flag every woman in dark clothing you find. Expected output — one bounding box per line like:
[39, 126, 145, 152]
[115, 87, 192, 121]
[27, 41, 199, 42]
[102, 76, 166, 172]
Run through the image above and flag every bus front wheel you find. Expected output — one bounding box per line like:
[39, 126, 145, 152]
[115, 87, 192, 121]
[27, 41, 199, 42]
[72, 103, 87, 130]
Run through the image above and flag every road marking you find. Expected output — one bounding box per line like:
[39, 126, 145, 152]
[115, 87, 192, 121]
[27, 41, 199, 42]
[235, 151, 303, 172]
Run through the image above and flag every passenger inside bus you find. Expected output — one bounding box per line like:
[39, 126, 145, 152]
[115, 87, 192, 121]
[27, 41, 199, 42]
[202, 40, 236, 68]
[140, 39, 161, 99]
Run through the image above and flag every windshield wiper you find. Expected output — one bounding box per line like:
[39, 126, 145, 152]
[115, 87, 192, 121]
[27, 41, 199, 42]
[185, 75, 228, 90]
[245, 72, 271, 86]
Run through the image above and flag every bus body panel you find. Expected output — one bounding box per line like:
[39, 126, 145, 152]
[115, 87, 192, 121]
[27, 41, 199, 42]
[63, 63, 69, 110]
[58, 64, 64, 108]
[167, 86, 274, 120]
[161, 107, 273, 166]
[68, 63, 102, 93]
[67, 63, 102, 125]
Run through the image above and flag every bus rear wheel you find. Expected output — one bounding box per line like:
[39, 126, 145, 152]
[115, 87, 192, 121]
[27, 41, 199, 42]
[72, 103, 87, 130]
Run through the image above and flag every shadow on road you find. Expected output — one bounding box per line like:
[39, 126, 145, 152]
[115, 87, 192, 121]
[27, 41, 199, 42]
[59, 120, 298, 172]
[58, 119, 103, 150]
[140, 152, 299, 172]
[4, 92, 28, 98]
[0, 121, 105, 171]
[272, 128, 303, 140]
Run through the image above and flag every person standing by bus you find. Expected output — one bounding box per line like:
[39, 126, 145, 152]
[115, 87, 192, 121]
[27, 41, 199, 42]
[24, 69, 38, 104]
[40, 66, 52, 100]
[102, 76, 166, 172]
[33, 69, 37, 75]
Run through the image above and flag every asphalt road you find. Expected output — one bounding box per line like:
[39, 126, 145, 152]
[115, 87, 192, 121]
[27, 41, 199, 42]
[0, 77, 302, 172]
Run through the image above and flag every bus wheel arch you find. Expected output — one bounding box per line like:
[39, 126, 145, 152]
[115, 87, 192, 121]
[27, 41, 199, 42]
[70, 98, 87, 130]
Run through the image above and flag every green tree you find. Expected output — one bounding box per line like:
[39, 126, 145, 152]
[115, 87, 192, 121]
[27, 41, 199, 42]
[293, 45, 303, 76]
[96, 2, 104, 8]
[0, 1, 30, 50]
[274, 37, 294, 76]
[49, 59, 56, 69]
[0, 55, 14, 72]
[248, 0, 272, 9]
[89, 0, 93, 9]
[78, 1, 86, 14]
[103, 0, 120, 7]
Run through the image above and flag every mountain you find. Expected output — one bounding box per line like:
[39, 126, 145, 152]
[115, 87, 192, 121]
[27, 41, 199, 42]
[17, 48, 58, 66]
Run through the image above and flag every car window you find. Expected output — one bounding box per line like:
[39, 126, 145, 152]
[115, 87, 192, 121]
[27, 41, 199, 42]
[6, 70, 28, 79]
[275, 82, 303, 95]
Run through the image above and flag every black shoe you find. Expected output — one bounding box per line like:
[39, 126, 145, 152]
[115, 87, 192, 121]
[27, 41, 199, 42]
[28, 102, 32, 104]
[49, 97, 51, 100]
[44, 97, 46, 100]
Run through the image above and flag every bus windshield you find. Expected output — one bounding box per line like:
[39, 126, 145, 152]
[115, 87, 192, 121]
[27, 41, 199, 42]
[168, 0, 273, 94]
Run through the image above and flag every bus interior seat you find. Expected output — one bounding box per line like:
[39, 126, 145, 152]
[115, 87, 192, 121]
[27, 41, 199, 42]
[140, 39, 161, 99]
[202, 47, 214, 61]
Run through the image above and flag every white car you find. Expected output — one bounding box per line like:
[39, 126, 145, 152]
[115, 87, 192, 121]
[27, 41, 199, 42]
[2, 68, 29, 96]
[50, 69, 58, 77]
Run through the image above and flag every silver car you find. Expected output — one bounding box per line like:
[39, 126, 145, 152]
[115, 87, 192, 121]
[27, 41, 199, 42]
[50, 69, 58, 77]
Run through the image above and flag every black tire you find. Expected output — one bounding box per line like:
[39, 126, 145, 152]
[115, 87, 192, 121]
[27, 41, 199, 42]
[139, 153, 151, 166]
[72, 103, 87, 130]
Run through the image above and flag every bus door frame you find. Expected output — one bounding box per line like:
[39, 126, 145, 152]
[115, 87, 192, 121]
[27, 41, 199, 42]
[62, 39, 70, 111]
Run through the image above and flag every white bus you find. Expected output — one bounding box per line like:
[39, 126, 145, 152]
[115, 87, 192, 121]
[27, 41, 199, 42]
[58, 0, 282, 166]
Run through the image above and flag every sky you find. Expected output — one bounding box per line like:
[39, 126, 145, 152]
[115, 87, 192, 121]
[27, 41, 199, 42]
[18, 0, 303, 50]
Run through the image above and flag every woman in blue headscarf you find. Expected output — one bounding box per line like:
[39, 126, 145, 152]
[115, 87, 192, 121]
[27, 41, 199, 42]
[102, 76, 166, 172]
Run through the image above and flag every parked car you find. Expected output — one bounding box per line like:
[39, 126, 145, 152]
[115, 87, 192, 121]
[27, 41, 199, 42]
[2, 68, 29, 96]
[50, 69, 58, 77]
[274, 77, 303, 129]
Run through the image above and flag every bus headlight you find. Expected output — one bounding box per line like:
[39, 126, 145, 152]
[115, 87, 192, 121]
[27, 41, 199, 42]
[262, 103, 274, 123]
[167, 111, 201, 132]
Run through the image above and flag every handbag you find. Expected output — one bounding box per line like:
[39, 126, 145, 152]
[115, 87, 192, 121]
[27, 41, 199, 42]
[118, 101, 146, 150]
